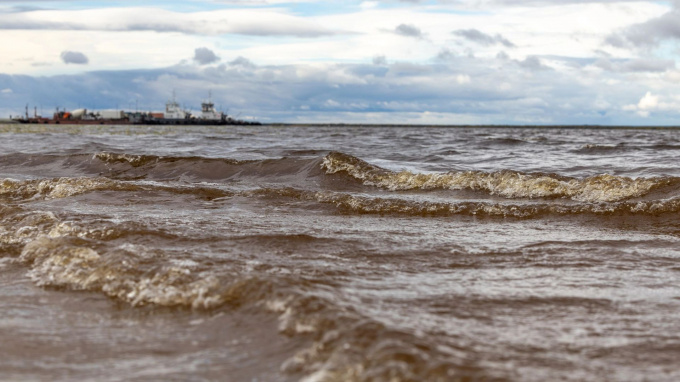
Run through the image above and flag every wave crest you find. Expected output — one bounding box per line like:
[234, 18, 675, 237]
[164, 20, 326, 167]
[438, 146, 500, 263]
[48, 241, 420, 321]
[321, 152, 674, 202]
[19, 236, 229, 309]
[0, 177, 130, 200]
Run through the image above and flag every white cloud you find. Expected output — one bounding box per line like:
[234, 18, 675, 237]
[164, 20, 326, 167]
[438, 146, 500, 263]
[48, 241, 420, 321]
[637, 91, 659, 110]
[624, 91, 680, 118]
[455, 74, 471, 84]
[360, 1, 380, 9]
[1, 88, 12, 94]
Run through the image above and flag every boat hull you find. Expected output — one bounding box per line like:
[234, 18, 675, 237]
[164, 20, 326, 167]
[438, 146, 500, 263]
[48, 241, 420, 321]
[14, 118, 260, 126]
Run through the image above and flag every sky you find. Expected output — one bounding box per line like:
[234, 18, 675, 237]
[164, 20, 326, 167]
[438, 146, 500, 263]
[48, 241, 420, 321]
[1, 0, 680, 125]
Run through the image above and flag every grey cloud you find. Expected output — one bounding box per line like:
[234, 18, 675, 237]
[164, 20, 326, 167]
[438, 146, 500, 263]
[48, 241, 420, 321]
[502, 54, 672, 73]
[518, 56, 550, 71]
[373, 55, 388, 65]
[229, 56, 256, 68]
[436, 48, 455, 61]
[606, 9, 680, 48]
[621, 59, 675, 72]
[394, 24, 422, 38]
[603, 34, 629, 48]
[60, 51, 88, 65]
[350, 65, 389, 78]
[194, 47, 220, 65]
[452, 29, 515, 48]
[593, 49, 612, 58]
[594, 58, 675, 73]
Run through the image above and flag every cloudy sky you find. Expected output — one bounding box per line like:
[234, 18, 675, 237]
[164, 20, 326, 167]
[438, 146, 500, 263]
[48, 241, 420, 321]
[1, 0, 680, 124]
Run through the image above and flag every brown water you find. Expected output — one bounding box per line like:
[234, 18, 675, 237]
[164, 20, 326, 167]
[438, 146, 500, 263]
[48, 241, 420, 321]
[1, 124, 680, 381]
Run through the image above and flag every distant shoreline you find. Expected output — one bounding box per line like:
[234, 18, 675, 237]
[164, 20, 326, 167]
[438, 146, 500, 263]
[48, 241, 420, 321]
[2, 120, 680, 129]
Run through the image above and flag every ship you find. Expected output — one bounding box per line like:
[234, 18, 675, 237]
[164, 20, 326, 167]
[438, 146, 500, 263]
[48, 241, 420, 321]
[11, 94, 260, 126]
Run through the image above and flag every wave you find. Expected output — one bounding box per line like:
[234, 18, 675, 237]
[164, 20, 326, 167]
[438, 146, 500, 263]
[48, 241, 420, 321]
[0, 177, 234, 202]
[2, 150, 678, 204]
[12, 220, 499, 381]
[93, 152, 249, 168]
[650, 144, 680, 151]
[321, 151, 677, 202]
[1, 177, 135, 200]
[575, 143, 680, 154]
[0, 152, 326, 183]
[20, 236, 228, 309]
[572, 143, 629, 154]
[5, 174, 680, 220]
[486, 137, 526, 145]
[248, 187, 680, 219]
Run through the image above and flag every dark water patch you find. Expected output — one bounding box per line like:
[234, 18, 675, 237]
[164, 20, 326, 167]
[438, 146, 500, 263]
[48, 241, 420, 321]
[572, 143, 631, 154]
[280, 149, 330, 157]
[423, 295, 614, 320]
[433, 149, 462, 156]
[94, 153, 328, 184]
[205, 135, 239, 141]
[648, 143, 680, 151]
[229, 233, 341, 250]
[485, 137, 527, 146]
[0, 152, 325, 183]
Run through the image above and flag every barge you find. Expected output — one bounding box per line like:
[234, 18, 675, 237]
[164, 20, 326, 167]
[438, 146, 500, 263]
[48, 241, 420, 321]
[12, 95, 260, 126]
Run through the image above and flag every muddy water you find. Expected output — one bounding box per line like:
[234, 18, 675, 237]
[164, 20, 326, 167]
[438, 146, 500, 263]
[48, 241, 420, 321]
[1, 124, 680, 381]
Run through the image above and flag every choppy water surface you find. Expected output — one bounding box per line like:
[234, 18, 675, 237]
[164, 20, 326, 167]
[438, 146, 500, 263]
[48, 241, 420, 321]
[1, 124, 680, 381]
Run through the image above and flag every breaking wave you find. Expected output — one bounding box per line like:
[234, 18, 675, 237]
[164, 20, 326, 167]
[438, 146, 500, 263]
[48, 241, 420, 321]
[321, 151, 677, 202]
[3, 151, 674, 204]
[1, 177, 135, 200]
[4, 174, 680, 221]
[8, 215, 498, 381]
[0, 177, 233, 202]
